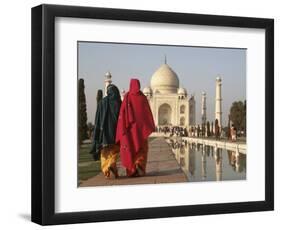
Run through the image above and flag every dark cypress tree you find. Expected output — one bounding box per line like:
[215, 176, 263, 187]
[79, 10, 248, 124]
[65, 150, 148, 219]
[211, 121, 214, 136]
[96, 89, 103, 104]
[202, 122, 206, 137]
[78, 79, 88, 145]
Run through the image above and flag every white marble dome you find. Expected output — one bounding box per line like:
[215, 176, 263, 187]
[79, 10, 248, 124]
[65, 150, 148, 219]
[150, 64, 179, 94]
[178, 87, 187, 95]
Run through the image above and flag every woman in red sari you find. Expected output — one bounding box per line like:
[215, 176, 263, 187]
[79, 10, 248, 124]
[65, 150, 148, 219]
[116, 79, 155, 177]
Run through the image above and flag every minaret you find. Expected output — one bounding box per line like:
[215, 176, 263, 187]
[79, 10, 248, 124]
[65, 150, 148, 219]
[215, 76, 222, 129]
[201, 92, 207, 124]
[104, 71, 112, 97]
[189, 95, 196, 126]
[120, 89, 126, 101]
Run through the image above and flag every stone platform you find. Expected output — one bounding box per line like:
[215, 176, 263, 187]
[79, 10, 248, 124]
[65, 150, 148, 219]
[79, 137, 187, 187]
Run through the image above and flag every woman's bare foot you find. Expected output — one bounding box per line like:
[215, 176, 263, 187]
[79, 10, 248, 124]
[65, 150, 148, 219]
[109, 166, 119, 179]
[136, 164, 145, 176]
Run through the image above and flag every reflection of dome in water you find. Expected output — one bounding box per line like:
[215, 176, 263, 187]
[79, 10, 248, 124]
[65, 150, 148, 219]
[151, 64, 179, 94]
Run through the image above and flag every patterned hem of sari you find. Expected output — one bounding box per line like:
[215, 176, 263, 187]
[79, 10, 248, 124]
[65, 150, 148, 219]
[126, 139, 148, 177]
[100, 144, 119, 178]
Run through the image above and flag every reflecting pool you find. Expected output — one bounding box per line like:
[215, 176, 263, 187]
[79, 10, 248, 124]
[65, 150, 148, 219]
[167, 138, 246, 182]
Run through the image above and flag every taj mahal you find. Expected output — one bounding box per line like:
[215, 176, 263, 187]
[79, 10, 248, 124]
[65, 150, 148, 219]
[103, 59, 223, 131]
[142, 60, 196, 128]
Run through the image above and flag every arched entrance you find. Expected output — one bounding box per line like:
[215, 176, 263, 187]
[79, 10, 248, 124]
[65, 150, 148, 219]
[180, 105, 185, 114]
[158, 103, 172, 125]
[180, 117, 185, 126]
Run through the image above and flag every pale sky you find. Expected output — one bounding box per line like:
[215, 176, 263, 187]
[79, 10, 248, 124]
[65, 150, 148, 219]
[78, 42, 246, 127]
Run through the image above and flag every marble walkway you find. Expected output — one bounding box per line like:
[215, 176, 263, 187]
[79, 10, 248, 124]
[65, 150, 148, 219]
[80, 137, 187, 187]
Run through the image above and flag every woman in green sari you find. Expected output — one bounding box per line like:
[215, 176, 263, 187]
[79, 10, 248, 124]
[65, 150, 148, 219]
[90, 84, 121, 178]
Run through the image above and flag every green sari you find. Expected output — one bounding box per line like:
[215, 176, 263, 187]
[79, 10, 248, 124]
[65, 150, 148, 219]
[90, 84, 121, 160]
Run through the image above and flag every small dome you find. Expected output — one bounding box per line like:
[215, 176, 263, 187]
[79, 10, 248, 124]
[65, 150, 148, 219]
[189, 95, 195, 101]
[178, 87, 187, 95]
[143, 86, 152, 94]
[105, 71, 112, 79]
[151, 64, 179, 94]
[153, 89, 160, 94]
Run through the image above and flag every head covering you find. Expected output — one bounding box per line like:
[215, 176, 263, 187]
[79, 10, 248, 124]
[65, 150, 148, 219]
[96, 89, 103, 104]
[116, 79, 155, 170]
[90, 84, 121, 160]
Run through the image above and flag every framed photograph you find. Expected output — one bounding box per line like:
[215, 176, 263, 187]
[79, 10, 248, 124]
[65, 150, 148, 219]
[31, 4, 274, 225]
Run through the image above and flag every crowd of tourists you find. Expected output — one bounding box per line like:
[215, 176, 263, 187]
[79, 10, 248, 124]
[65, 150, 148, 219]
[157, 123, 238, 142]
[156, 126, 188, 137]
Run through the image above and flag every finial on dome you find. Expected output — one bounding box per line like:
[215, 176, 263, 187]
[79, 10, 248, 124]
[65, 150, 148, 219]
[164, 54, 167, 64]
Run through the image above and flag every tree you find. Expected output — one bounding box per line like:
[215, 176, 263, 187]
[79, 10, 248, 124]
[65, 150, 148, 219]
[202, 122, 206, 137]
[79, 79, 88, 145]
[211, 122, 214, 136]
[242, 100, 246, 135]
[229, 100, 246, 134]
[227, 114, 231, 140]
[96, 89, 103, 104]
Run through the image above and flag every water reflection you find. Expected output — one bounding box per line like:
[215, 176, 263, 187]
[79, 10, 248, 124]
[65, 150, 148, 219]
[168, 138, 246, 182]
[201, 147, 207, 180]
[214, 147, 222, 181]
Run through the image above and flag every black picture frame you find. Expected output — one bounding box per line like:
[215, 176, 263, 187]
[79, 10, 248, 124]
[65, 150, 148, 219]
[31, 4, 274, 225]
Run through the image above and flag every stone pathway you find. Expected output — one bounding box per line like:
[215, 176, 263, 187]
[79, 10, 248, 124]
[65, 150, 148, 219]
[80, 137, 187, 187]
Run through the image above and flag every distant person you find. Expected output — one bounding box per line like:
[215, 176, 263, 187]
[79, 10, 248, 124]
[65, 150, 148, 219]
[221, 129, 226, 139]
[184, 128, 188, 137]
[90, 85, 121, 178]
[230, 124, 237, 142]
[116, 79, 155, 177]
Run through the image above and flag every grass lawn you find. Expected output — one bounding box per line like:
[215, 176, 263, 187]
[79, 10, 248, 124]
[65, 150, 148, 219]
[78, 143, 101, 184]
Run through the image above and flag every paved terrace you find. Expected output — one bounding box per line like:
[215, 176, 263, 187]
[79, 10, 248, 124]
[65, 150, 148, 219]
[80, 137, 186, 187]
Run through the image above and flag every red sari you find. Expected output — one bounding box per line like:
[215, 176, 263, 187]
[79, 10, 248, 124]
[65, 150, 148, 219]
[115, 79, 155, 176]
